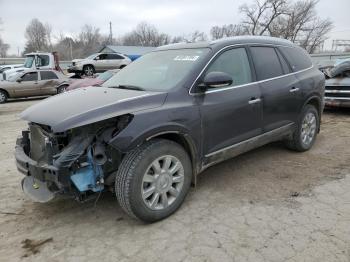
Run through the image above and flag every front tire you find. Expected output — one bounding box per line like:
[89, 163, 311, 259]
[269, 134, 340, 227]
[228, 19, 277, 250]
[57, 85, 67, 94]
[115, 139, 192, 222]
[286, 104, 319, 152]
[0, 90, 8, 103]
[83, 65, 95, 76]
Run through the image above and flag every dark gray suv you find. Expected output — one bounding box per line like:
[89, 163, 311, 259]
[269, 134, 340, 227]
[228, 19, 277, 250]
[15, 36, 325, 222]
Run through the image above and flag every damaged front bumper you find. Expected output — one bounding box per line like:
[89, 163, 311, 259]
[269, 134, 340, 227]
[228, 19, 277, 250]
[15, 128, 116, 203]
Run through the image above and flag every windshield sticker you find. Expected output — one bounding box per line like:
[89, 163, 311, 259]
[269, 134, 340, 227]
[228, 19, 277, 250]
[174, 55, 200, 61]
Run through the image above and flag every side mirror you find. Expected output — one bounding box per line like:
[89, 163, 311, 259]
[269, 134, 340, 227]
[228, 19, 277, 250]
[94, 56, 100, 60]
[202, 71, 233, 89]
[16, 78, 22, 83]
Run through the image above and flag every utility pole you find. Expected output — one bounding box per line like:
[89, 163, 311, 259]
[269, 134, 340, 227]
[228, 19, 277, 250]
[109, 22, 113, 45]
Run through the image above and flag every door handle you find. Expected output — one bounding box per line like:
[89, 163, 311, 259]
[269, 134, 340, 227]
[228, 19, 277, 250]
[289, 87, 300, 93]
[248, 97, 261, 105]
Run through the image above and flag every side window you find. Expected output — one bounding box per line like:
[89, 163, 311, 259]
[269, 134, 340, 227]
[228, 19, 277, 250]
[250, 46, 283, 80]
[275, 48, 291, 74]
[107, 54, 123, 60]
[98, 54, 108, 60]
[41, 71, 58, 80]
[22, 72, 38, 81]
[35, 55, 50, 67]
[205, 47, 252, 87]
[279, 46, 312, 72]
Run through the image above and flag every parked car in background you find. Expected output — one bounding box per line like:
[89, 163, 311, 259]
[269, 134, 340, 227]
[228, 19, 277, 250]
[16, 36, 324, 222]
[0, 69, 69, 103]
[324, 59, 350, 108]
[2, 52, 61, 81]
[67, 53, 131, 76]
[66, 69, 120, 91]
[0, 64, 24, 80]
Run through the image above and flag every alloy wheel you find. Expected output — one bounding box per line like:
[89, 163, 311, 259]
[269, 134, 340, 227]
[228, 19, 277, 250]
[301, 112, 317, 146]
[141, 155, 185, 210]
[0, 92, 6, 103]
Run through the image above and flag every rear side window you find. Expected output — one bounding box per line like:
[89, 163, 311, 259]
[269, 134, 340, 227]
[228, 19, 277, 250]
[41, 71, 58, 80]
[206, 47, 252, 87]
[279, 46, 312, 72]
[275, 48, 291, 74]
[22, 72, 38, 81]
[107, 54, 124, 60]
[250, 46, 283, 80]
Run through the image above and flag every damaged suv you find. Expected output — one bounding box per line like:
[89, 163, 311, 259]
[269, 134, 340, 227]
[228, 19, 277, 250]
[15, 36, 325, 222]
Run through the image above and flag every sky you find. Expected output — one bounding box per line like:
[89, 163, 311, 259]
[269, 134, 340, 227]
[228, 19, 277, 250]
[0, 0, 349, 55]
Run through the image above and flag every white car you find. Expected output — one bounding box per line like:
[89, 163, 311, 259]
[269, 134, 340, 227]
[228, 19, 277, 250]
[0, 64, 23, 80]
[67, 53, 132, 76]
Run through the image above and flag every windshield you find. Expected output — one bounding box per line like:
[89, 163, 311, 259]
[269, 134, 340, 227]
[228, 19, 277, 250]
[97, 71, 114, 81]
[86, 53, 97, 60]
[24, 56, 35, 68]
[102, 48, 210, 91]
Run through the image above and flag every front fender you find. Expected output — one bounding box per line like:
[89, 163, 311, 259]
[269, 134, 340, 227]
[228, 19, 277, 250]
[109, 121, 195, 153]
[108, 104, 201, 155]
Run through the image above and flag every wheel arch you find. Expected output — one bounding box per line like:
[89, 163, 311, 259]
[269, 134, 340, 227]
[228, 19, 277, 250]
[303, 95, 323, 132]
[111, 125, 200, 185]
[147, 131, 199, 185]
[83, 64, 95, 71]
[0, 88, 9, 98]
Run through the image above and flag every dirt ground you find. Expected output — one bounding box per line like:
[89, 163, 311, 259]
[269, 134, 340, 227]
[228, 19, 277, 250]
[0, 98, 350, 262]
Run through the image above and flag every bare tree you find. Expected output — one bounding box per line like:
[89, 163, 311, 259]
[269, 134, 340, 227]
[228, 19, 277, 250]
[210, 24, 249, 39]
[24, 18, 50, 53]
[240, 0, 287, 35]
[78, 24, 102, 56]
[45, 23, 53, 50]
[210, 0, 333, 53]
[122, 22, 171, 46]
[0, 18, 10, 57]
[171, 31, 208, 43]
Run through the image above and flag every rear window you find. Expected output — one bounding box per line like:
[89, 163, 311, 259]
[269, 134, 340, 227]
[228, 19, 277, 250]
[41, 71, 58, 80]
[250, 46, 284, 81]
[279, 46, 312, 72]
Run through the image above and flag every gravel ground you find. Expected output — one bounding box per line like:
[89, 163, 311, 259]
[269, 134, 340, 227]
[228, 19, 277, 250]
[0, 98, 349, 262]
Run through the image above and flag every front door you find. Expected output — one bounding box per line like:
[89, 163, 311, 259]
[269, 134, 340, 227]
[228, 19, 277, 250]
[197, 47, 262, 159]
[94, 54, 108, 72]
[13, 72, 42, 97]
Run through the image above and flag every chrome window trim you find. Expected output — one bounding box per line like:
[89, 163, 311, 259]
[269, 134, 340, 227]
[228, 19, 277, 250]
[189, 43, 313, 96]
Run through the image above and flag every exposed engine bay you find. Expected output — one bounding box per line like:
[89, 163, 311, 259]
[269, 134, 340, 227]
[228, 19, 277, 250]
[16, 114, 133, 202]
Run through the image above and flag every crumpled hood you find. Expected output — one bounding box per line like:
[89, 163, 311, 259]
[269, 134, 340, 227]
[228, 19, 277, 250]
[20, 87, 167, 132]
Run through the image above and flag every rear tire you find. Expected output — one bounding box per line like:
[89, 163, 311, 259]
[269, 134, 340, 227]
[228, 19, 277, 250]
[83, 65, 95, 76]
[115, 139, 192, 222]
[286, 104, 319, 152]
[0, 90, 8, 103]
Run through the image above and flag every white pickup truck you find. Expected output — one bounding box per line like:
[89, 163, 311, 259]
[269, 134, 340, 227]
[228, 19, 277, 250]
[1, 52, 60, 81]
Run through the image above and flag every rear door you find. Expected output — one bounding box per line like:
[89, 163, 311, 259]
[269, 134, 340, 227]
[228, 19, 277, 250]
[106, 54, 123, 69]
[198, 47, 263, 157]
[249, 45, 301, 132]
[13, 72, 41, 97]
[39, 71, 60, 95]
